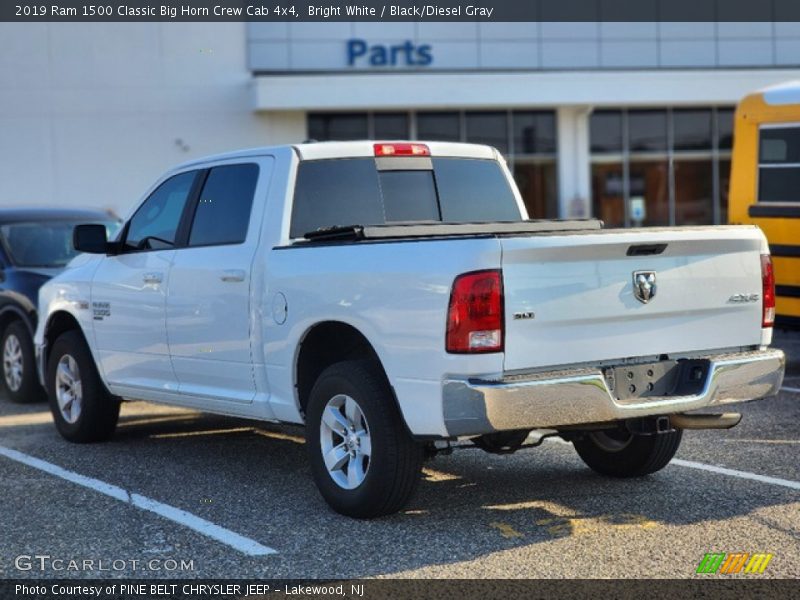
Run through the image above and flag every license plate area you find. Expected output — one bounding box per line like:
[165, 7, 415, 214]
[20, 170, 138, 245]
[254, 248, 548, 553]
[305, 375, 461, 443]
[604, 359, 710, 403]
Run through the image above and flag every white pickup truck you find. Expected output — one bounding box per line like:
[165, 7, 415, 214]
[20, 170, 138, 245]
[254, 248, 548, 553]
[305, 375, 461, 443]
[35, 141, 785, 518]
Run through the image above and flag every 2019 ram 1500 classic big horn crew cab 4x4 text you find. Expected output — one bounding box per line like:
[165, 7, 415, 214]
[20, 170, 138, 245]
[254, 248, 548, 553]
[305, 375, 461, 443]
[35, 141, 785, 518]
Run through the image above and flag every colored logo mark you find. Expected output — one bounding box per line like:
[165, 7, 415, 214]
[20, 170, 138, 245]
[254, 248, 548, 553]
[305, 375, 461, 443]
[696, 552, 773, 574]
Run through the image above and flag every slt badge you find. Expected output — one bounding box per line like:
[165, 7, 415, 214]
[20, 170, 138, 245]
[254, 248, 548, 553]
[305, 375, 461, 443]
[633, 271, 657, 304]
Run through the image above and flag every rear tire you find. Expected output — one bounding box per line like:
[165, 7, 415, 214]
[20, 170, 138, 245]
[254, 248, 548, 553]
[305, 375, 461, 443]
[306, 360, 424, 518]
[572, 427, 682, 477]
[2, 320, 45, 403]
[47, 330, 119, 443]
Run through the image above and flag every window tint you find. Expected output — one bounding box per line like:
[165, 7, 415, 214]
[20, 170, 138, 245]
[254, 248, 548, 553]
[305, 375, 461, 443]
[291, 159, 383, 237]
[290, 158, 521, 237]
[379, 171, 439, 222]
[126, 171, 196, 250]
[189, 164, 259, 247]
[434, 158, 521, 222]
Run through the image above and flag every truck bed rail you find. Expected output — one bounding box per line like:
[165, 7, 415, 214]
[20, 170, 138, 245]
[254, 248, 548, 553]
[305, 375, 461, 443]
[303, 219, 604, 242]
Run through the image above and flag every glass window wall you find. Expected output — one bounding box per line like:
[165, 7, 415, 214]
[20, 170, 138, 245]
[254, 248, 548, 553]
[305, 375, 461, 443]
[590, 106, 734, 227]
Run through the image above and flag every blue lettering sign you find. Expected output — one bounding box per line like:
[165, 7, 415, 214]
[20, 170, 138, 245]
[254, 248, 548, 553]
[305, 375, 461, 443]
[346, 39, 433, 67]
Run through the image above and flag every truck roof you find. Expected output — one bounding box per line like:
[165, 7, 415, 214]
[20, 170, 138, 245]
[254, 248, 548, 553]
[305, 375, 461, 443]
[170, 140, 500, 171]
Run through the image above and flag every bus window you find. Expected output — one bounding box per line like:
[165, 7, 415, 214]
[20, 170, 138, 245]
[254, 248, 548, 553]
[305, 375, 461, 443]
[759, 126, 800, 203]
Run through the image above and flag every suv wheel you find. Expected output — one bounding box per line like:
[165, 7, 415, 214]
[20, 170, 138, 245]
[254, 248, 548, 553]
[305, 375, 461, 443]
[2, 320, 45, 403]
[47, 330, 119, 443]
[572, 427, 682, 477]
[306, 360, 424, 518]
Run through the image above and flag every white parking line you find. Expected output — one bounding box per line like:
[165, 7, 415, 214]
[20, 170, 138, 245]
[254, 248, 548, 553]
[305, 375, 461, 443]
[543, 437, 800, 491]
[671, 459, 800, 491]
[781, 386, 800, 394]
[0, 445, 276, 556]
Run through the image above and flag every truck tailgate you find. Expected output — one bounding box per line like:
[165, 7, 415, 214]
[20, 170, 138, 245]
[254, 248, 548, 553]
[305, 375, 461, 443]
[501, 226, 766, 373]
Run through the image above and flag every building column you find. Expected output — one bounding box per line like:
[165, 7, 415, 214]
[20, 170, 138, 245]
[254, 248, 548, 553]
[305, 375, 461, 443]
[556, 106, 592, 219]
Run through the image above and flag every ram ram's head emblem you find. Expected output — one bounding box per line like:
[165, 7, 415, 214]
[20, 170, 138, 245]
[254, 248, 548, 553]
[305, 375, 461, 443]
[632, 271, 657, 304]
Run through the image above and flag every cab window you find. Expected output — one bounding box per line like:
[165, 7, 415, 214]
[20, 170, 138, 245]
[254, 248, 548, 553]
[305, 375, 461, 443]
[290, 157, 521, 237]
[125, 171, 196, 250]
[188, 164, 259, 247]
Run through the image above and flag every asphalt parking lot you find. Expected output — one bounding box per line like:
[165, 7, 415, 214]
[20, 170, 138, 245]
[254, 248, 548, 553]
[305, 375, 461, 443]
[1, 332, 798, 580]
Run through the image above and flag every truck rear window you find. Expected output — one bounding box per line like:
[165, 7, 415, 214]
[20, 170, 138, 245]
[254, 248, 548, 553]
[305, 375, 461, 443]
[290, 157, 521, 238]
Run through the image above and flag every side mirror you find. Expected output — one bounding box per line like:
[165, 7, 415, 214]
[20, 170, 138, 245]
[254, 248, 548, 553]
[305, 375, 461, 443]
[73, 224, 109, 254]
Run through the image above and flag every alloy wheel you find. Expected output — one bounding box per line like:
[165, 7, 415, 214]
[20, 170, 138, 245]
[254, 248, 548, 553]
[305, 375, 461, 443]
[3, 334, 23, 392]
[319, 394, 372, 490]
[55, 354, 83, 424]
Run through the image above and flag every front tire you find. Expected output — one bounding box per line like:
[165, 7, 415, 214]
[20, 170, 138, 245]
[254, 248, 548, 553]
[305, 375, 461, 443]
[572, 427, 682, 477]
[47, 330, 119, 443]
[306, 360, 424, 518]
[2, 320, 45, 403]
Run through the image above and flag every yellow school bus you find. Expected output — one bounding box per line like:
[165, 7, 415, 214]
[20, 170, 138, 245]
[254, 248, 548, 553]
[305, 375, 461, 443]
[729, 81, 800, 327]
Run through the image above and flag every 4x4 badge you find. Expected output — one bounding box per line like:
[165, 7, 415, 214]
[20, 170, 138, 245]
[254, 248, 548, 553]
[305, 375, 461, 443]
[632, 271, 657, 304]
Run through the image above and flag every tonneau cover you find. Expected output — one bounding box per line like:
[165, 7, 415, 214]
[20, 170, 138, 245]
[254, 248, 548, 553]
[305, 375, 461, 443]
[303, 219, 603, 241]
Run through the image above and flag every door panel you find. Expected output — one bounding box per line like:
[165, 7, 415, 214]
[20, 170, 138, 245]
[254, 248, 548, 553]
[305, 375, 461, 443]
[90, 170, 197, 393]
[167, 245, 256, 402]
[92, 250, 177, 391]
[166, 160, 271, 404]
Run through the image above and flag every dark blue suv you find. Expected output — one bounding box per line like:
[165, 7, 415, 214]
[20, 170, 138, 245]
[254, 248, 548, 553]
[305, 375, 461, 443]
[0, 208, 120, 403]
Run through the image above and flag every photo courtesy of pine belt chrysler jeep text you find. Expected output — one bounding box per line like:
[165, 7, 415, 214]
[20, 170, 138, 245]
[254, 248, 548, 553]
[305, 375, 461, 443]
[35, 141, 785, 518]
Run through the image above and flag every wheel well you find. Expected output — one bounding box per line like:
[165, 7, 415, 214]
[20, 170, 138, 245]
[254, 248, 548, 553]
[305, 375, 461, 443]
[0, 308, 33, 338]
[296, 322, 386, 416]
[44, 311, 82, 363]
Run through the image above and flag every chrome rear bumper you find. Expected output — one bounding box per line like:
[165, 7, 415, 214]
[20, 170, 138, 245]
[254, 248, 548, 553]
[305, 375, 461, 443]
[443, 349, 785, 436]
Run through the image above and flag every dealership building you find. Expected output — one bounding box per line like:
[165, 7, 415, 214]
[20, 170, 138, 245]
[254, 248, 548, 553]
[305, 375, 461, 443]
[3, 21, 800, 224]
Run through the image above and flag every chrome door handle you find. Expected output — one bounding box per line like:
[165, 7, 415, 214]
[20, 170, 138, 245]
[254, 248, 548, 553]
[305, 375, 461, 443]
[142, 272, 163, 284]
[220, 269, 246, 283]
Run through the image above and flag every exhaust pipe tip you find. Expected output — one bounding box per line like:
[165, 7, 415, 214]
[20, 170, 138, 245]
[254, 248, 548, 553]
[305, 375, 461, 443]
[670, 412, 742, 430]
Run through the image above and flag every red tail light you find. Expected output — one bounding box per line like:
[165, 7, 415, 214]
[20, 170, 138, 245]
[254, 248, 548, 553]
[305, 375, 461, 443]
[373, 143, 430, 157]
[446, 270, 504, 353]
[761, 254, 775, 328]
